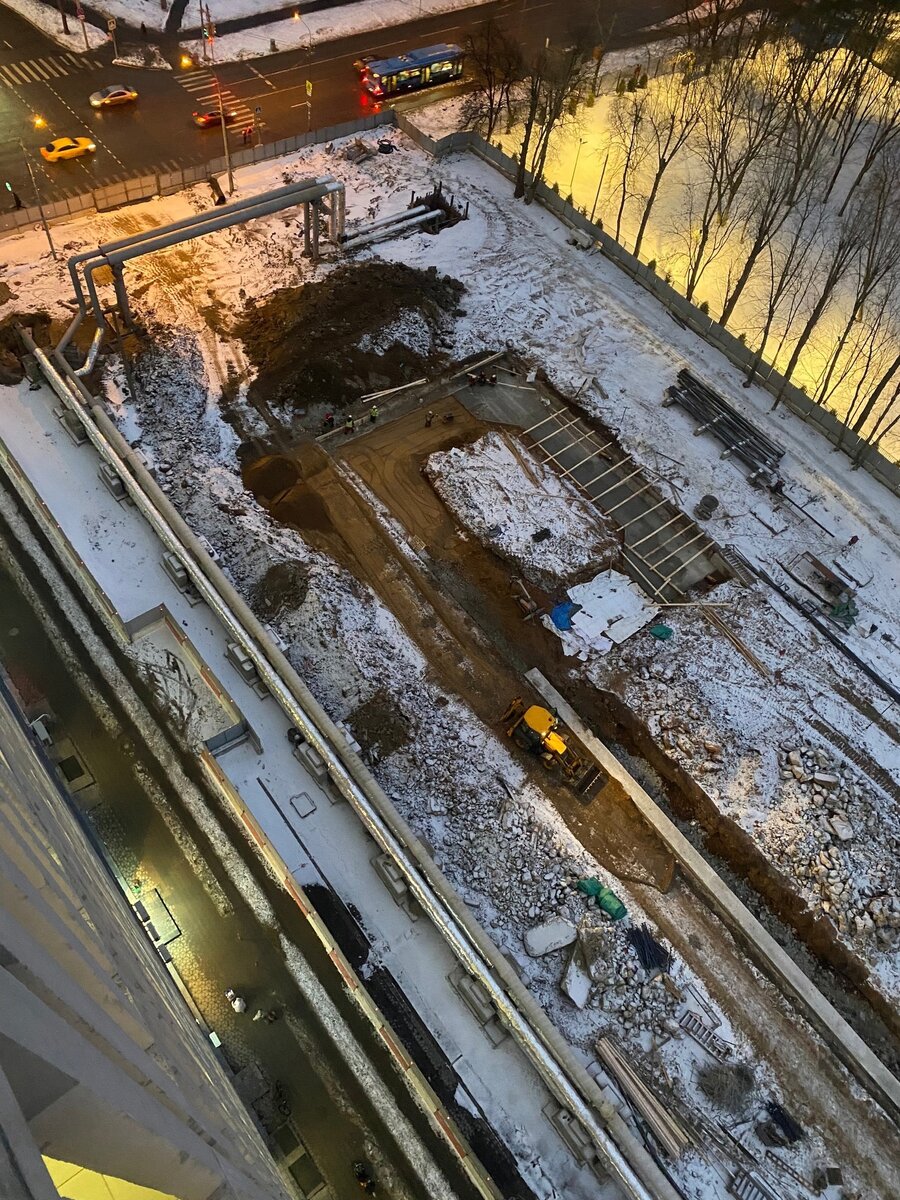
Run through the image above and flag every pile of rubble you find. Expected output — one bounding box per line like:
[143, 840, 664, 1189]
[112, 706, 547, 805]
[606, 634, 900, 969]
[770, 740, 900, 944]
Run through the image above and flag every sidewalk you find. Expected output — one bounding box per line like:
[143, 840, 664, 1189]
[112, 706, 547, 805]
[0, 374, 609, 1200]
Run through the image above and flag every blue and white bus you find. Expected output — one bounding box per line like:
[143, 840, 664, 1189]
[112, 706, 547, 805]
[355, 43, 465, 100]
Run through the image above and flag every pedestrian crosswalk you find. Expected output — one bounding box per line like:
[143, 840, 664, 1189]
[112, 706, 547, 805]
[0, 53, 104, 87]
[175, 68, 255, 133]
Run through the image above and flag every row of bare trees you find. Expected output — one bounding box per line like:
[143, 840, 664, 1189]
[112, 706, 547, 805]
[462, 0, 900, 461]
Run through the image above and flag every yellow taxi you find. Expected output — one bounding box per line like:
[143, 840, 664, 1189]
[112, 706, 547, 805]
[40, 137, 97, 163]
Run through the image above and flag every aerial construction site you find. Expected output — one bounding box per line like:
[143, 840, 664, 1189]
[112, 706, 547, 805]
[0, 97, 898, 1200]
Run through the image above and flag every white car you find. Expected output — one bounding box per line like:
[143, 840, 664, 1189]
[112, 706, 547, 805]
[90, 84, 138, 108]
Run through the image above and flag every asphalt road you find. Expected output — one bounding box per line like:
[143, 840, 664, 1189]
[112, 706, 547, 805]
[0, 0, 683, 205]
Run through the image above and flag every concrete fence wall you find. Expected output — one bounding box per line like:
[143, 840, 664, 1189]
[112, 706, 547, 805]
[0, 111, 394, 231]
[394, 115, 900, 497]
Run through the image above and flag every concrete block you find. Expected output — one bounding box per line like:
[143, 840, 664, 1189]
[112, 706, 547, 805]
[295, 740, 328, 782]
[542, 1101, 597, 1165]
[561, 945, 593, 1009]
[524, 918, 576, 957]
[373, 851, 409, 904]
[98, 460, 128, 502]
[54, 406, 87, 445]
[161, 551, 189, 590]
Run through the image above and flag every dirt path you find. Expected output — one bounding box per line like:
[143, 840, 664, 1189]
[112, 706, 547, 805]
[634, 876, 900, 1197]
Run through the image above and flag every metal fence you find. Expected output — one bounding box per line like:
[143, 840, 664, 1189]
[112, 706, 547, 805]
[0, 111, 394, 232]
[392, 114, 900, 497]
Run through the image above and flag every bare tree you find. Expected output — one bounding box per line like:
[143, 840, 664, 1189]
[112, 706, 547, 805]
[743, 191, 826, 386]
[844, 341, 900, 439]
[631, 70, 700, 258]
[814, 157, 900, 403]
[812, 285, 893, 411]
[678, 53, 783, 302]
[608, 91, 650, 242]
[773, 203, 868, 406]
[679, 0, 747, 67]
[462, 19, 523, 140]
[514, 42, 589, 202]
[821, 60, 896, 203]
[838, 93, 900, 215]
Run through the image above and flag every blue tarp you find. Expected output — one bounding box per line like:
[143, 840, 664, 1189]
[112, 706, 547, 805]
[551, 601, 578, 631]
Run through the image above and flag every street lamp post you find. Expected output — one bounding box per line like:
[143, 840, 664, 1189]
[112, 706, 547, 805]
[214, 75, 234, 194]
[20, 141, 56, 259]
[590, 148, 610, 225]
[569, 137, 587, 196]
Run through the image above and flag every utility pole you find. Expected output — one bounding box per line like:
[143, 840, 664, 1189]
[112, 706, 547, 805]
[207, 3, 217, 64]
[20, 142, 56, 259]
[200, 0, 208, 61]
[214, 75, 234, 194]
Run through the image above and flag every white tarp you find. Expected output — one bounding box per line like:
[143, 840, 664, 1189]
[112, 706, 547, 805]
[546, 569, 658, 658]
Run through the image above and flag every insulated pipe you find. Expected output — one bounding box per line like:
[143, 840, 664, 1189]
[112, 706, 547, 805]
[74, 180, 345, 368]
[57, 177, 335, 356]
[100, 181, 341, 269]
[74, 327, 104, 378]
[340, 210, 441, 250]
[65, 176, 332, 314]
[21, 330, 679, 1200]
[342, 205, 430, 239]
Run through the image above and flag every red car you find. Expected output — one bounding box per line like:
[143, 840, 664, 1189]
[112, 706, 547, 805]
[193, 109, 238, 127]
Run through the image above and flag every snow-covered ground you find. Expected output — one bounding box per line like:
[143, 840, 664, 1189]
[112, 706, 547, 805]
[1, 126, 898, 1195]
[427, 430, 619, 589]
[2, 0, 107, 50]
[3, 0, 490, 53]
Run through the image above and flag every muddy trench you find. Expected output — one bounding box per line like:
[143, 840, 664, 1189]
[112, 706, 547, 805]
[566, 676, 900, 1065]
[240, 396, 899, 1072]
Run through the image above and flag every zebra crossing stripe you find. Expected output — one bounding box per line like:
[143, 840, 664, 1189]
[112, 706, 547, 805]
[38, 58, 65, 78]
[7, 64, 31, 84]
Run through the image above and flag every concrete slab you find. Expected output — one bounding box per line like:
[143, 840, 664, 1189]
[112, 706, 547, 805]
[524, 919, 577, 957]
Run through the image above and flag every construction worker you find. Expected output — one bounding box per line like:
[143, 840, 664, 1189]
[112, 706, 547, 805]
[370, 405, 378, 423]
[344, 414, 354, 434]
[322, 412, 335, 431]
[425, 410, 434, 427]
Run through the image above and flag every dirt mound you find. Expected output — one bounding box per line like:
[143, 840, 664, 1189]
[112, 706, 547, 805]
[242, 454, 300, 504]
[235, 261, 464, 411]
[249, 561, 310, 619]
[0, 312, 53, 384]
